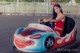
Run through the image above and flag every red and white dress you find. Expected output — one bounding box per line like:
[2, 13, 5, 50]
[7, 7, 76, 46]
[54, 19, 65, 36]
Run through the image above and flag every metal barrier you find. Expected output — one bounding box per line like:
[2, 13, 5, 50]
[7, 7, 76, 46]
[0, 2, 80, 15]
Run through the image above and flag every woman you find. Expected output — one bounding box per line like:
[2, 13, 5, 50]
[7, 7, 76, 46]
[39, 4, 65, 36]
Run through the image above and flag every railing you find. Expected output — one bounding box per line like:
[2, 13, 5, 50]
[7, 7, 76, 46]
[0, 2, 80, 15]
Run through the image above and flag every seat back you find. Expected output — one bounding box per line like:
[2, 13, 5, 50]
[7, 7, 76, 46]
[63, 16, 75, 36]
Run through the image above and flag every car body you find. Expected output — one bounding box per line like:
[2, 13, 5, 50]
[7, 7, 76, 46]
[13, 17, 77, 52]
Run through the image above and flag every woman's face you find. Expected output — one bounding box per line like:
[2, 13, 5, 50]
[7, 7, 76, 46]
[54, 6, 61, 14]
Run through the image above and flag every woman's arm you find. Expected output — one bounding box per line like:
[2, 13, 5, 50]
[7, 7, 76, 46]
[38, 18, 52, 22]
[49, 14, 65, 22]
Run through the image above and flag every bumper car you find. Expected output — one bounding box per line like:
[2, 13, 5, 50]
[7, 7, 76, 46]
[13, 17, 77, 52]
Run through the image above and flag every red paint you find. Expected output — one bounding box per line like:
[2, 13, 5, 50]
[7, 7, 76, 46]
[15, 37, 34, 48]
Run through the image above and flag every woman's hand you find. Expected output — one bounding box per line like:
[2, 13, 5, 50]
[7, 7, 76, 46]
[38, 19, 42, 23]
[43, 18, 53, 22]
[38, 19, 49, 23]
[43, 19, 49, 22]
[38, 18, 53, 23]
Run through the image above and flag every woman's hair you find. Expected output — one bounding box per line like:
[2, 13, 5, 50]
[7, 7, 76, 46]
[52, 4, 63, 19]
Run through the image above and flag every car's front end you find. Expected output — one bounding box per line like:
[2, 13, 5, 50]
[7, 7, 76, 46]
[13, 25, 56, 52]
